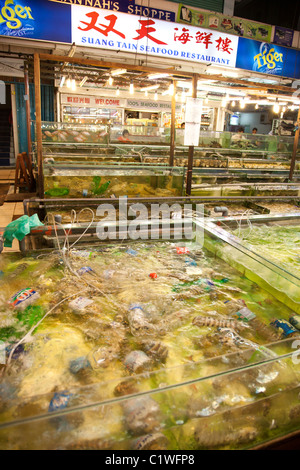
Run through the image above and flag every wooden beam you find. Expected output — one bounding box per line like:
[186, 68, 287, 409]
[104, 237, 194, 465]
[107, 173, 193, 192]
[169, 80, 176, 167]
[186, 74, 198, 196]
[196, 73, 293, 94]
[24, 68, 32, 160]
[289, 106, 300, 181]
[37, 54, 296, 97]
[38, 53, 195, 78]
[34, 53, 44, 198]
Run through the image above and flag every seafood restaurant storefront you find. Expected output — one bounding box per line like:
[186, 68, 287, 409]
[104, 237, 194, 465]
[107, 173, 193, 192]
[1, 0, 300, 158]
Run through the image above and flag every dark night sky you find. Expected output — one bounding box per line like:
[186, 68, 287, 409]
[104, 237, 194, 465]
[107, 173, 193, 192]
[234, 0, 300, 31]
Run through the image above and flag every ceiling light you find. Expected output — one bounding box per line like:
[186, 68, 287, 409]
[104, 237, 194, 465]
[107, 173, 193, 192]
[169, 83, 175, 96]
[255, 103, 259, 110]
[60, 76, 66, 88]
[108, 76, 113, 86]
[231, 100, 236, 107]
[68, 44, 76, 58]
[205, 97, 209, 104]
[66, 78, 71, 89]
[111, 68, 127, 76]
[222, 71, 239, 78]
[148, 73, 170, 80]
[240, 99, 246, 109]
[141, 84, 159, 92]
[71, 79, 76, 91]
[222, 94, 228, 107]
[116, 87, 120, 96]
[273, 102, 280, 113]
[145, 89, 148, 97]
[130, 81, 134, 95]
[154, 91, 158, 101]
[79, 76, 88, 87]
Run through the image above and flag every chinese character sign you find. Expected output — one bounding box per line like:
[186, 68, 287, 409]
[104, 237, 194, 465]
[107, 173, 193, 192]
[71, 6, 239, 68]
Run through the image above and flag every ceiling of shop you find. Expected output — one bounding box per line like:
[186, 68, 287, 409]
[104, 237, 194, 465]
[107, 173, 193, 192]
[0, 38, 298, 107]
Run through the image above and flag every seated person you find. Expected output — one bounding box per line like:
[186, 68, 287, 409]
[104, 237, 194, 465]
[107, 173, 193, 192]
[118, 130, 132, 143]
[251, 127, 263, 148]
[231, 127, 246, 142]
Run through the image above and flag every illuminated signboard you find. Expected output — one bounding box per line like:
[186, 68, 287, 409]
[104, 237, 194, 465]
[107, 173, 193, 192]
[48, 0, 176, 22]
[0, 0, 299, 79]
[0, 0, 71, 42]
[71, 6, 239, 68]
[236, 38, 300, 79]
[0, 0, 174, 42]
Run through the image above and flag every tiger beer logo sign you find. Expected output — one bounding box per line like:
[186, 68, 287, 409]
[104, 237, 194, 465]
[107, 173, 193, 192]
[0, 0, 34, 30]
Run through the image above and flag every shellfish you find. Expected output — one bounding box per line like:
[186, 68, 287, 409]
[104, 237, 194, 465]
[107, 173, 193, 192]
[87, 346, 118, 369]
[123, 396, 161, 436]
[249, 318, 281, 342]
[127, 308, 158, 337]
[114, 378, 139, 397]
[194, 419, 258, 449]
[289, 405, 300, 421]
[63, 439, 112, 450]
[193, 316, 244, 332]
[124, 350, 152, 374]
[140, 340, 169, 363]
[132, 433, 169, 450]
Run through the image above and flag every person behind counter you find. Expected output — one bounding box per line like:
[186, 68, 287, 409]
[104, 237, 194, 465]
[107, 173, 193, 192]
[232, 127, 246, 142]
[251, 127, 263, 147]
[118, 130, 132, 143]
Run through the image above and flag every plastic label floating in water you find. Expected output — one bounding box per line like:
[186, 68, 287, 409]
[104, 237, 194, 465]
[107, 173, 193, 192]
[49, 392, 73, 413]
[9, 288, 40, 311]
[235, 307, 256, 322]
[185, 257, 197, 267]
[176, 247, 190, 254]
[126, 248, 138, 256]
[77, 267, 93, 276]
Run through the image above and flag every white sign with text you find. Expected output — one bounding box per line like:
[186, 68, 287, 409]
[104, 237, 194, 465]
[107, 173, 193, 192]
[71, 6, 239, 68]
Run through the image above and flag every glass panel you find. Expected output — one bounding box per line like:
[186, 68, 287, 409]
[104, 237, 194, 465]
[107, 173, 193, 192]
[1, 352, 300, 450]
[199, 218, 300, 315]
[40, 122, 109, 145]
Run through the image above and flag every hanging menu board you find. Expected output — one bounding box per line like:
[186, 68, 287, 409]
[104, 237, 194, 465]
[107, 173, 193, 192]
[184, 97, 203, 147]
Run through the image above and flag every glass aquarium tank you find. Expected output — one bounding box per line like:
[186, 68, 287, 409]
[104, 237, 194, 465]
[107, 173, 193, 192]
[43, 166, 185, 198]
[37, 123, 300, 170]
[216, 215, 300, 280]
[1, 227, 300, 450]
[202, 216, 300, 316]
[40, 122, 109, 145]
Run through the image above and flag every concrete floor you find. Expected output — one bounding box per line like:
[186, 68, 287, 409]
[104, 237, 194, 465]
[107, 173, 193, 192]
[0, 169, 23, 252]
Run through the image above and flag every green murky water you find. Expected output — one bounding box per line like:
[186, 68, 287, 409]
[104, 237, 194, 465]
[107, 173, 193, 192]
[0, 242, 300, 450]
[232, 224, 300, 278]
